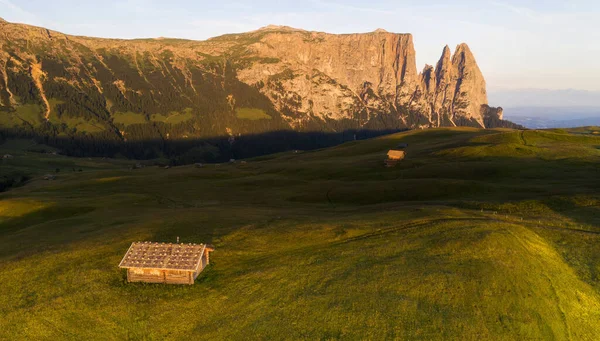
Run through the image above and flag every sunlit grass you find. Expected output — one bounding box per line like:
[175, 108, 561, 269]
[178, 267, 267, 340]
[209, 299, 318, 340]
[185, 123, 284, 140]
[15, 104, 44, 127]
[150, 108, 194, 124]
[95, 176, 128, 183]
[0, 104, 44, 127]
[0, 199, 49, 218]
[113, 111, 147, 126]
[0, 127, 599, 339]
[236, 107, 272, 120]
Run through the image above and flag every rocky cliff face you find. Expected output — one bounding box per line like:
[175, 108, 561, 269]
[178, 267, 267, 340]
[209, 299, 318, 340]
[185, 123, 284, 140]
[234, 26, 497, 129]
[0, 20, 516, 159]
[235, 27, 419, 124]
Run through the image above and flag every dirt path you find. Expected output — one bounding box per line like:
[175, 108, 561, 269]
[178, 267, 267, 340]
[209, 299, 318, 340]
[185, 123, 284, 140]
[520, 130, 528, 146]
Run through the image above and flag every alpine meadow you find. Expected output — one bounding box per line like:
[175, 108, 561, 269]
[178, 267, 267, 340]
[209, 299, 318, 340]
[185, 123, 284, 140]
[1, 3, 600, 340]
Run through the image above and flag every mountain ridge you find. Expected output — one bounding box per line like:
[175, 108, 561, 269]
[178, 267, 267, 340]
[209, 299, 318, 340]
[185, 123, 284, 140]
[0, 19, 518, 160]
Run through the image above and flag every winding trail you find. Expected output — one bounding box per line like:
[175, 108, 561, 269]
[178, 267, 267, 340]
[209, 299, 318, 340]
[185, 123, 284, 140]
[520, 130, 528, 146]
[544, 274, 572, 340]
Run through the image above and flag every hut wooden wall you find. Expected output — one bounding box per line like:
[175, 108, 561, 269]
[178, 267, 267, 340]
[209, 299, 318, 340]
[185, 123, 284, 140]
[165, 270, 193, 284]
[193, 251, 210, 279]
[127, 268, 165, 283]
[127, 269, 195, 284]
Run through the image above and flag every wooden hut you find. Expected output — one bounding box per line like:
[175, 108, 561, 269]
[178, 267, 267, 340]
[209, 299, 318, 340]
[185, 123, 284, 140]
[385, 149, 405, 167]
[43, 174, 56, 180]
[118, 241, 214, 285]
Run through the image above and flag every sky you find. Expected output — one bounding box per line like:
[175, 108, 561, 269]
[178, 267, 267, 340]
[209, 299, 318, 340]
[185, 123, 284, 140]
[1, 0, 599, 93]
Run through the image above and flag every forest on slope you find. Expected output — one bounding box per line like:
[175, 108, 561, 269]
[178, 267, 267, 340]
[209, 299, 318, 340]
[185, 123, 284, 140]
[0, 20, 520, 162]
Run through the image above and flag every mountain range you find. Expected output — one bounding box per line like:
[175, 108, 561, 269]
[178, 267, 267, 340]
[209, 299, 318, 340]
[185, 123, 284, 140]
[498, 106, 600, 129]
[0, 19, 517, 160]
[489, 89, 600, 109]
[505, 114, 600, 129]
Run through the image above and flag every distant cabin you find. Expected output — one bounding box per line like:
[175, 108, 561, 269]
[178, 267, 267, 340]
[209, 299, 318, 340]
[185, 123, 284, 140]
[396, 143, 409, 149]
[43, 174, 56, 180]
[385, 149, 405, 167]
[119, 242, 214, 285]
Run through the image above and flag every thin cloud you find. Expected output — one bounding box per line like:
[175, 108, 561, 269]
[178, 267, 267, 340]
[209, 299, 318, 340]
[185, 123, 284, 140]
[220, 2, 254, 10]
[310, 0, 396, 15]
[489, 1, 542, 21]
[0, 0, 27, 13]
[114, 0, 165, 16]
[189, 19, 256, 32]
[0, 0, 37, 23]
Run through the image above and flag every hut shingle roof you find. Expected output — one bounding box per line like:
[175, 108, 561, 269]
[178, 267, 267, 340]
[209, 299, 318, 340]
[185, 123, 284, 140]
[387, 150, 405, 160]
[118, 242, 208, 271]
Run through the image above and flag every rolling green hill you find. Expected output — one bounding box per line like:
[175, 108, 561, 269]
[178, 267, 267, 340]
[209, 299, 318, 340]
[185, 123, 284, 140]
[0, 127, 599, 339]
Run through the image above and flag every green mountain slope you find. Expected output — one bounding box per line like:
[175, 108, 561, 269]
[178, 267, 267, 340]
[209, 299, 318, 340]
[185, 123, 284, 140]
[0, 20, 520, 161]
[0, 127, 599, 339]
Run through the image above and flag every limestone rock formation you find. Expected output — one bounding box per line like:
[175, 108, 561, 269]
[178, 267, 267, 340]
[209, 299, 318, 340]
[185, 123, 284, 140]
[407, 43, 491, 127]
[236, 28, 420, 125]
[234, 28, 500, 129]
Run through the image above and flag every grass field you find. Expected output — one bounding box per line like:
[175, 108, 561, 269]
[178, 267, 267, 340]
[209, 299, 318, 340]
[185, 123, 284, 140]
[0, 104, 44, 128]
[49, 116, 106, 134]
[113, 111, 148, 126]
[150, 108, 195, 124]
[236, 107, 272, 120]
[1, 128, 600, 339]
[47, 99, 105, 133]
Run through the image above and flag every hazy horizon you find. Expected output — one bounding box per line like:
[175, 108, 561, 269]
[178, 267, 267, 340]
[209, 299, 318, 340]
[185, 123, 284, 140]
[489, 88, 600, 110]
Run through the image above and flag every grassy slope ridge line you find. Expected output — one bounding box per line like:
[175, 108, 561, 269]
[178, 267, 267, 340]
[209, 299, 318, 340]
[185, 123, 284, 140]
[0, 127, 599, 339]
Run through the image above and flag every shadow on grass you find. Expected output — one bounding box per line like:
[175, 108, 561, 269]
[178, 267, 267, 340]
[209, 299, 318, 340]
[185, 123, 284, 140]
[0, 206, 96, 259]
[1, 127, 407, 164]
[0, 206, 95, 235]
[544, 197, 600, 231]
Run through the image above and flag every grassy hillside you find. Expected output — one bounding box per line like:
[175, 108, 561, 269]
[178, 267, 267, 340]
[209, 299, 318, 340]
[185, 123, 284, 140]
[1, 128, 599, 339]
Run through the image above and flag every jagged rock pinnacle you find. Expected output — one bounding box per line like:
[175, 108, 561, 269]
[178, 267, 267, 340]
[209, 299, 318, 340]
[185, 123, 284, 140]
[435, 45, 452, 84]
[442, 45, 451, 57]
[453, 43, 476, 64]
[455, 43, 471, 52]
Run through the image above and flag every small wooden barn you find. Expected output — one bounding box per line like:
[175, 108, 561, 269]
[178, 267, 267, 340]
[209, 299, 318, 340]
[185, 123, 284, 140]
[119, 241, 214, 285]
[43, 174, 56, 180]
[385, 149, 406, 167]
